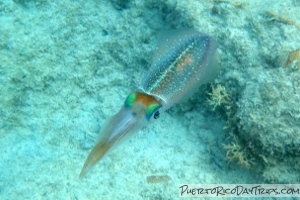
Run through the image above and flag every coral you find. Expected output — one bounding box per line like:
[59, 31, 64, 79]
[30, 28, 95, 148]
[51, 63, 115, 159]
[231, 1, 249, 9]
[146, 175, 171, 184]
[266, 10, 300, 30]
[207, 84, 230, 111]
[223, 133, 255, 169]
[285, 49, 300, 70]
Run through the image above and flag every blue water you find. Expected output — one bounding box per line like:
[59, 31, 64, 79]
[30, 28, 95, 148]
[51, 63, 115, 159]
[1, 0, 300, 199]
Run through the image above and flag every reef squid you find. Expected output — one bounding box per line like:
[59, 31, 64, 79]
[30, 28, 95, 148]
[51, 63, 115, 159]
[79, 29, 220, 178]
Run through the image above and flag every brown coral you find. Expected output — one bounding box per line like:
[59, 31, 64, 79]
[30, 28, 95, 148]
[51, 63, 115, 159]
[223, 133, 255, 169]
[207, 84, 230, 111]
[146, 175, 171, 184]
[266, 10, 300, 30]
[285, 49, 300, 70]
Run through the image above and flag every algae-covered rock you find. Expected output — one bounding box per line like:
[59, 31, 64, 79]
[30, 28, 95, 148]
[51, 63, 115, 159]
[234, 67, 300, 182]
[203, 0, 300, 183]
[237, 68, 300, 158]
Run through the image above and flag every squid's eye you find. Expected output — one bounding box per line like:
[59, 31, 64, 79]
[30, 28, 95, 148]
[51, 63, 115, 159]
[153, 111, 160, 119]
[146, 103, 161, 121]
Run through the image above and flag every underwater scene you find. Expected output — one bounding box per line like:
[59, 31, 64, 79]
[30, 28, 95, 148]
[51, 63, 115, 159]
[1, 0, 300, 199]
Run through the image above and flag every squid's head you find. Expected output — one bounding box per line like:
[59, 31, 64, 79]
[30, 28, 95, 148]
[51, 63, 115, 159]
[79, 91, 161, 178]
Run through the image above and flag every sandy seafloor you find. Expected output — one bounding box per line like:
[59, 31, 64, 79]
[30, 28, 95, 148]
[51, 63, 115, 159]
[1, 0, 300, 199]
